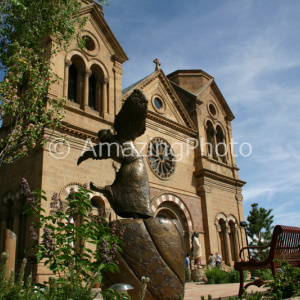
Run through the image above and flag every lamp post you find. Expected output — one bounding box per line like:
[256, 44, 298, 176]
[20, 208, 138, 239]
[109, 283, 134, 295]
[239, 221, 250, 261]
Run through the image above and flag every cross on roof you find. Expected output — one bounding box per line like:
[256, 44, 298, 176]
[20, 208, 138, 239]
[153, 58, 161, 71]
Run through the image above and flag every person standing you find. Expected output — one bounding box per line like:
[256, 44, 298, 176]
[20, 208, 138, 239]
[208, 253, 215, 269]
[191, 232, 202, 269]
[216, 252, 222, 269]
[184, 253, 191, 282]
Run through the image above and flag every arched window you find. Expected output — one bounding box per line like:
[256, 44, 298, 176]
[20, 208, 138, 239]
[88, 72, 96, 109]
[68, 64, 77, 103]
[89, 64, 105, 113]
[91, 196, 105, 217]
[206, 121, 216, 159]
[216, 125, 227, 162]
[67, 55, 85, 105]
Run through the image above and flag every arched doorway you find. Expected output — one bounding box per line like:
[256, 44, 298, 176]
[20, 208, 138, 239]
[151, 194, 194, 254]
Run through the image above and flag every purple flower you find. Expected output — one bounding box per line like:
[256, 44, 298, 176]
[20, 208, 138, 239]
[29, 226, 39, 242]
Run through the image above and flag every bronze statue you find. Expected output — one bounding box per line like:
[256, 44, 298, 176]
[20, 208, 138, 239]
[77, 89, 153, 219]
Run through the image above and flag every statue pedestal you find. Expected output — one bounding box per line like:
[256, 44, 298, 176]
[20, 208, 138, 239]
[191, 268, 205, 282]
[102, 218, 185, 300]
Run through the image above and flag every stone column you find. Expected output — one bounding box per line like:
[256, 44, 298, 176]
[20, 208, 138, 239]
[77, 68, 83, 106]
[83, 69, 92, 111]
[12, 208, 20, 238]
[224, 225, 232, 265]
[101, 77, 109, 117]
[63, 59, 72, 97]
[233, 227, 240, 262]
[113, 61, 124, 116]
[4, 229, 17, 277]
[95, 78, 101, 112]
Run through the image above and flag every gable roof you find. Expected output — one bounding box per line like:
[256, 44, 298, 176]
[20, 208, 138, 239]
[122, 69, 197, 131]
[80, 3, 128, 63]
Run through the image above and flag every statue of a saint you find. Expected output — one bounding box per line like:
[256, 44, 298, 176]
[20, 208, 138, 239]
[191, 231, 202, 269]
[78, 89, 153, 219]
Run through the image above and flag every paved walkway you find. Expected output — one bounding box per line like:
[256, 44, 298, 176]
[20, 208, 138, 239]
[184, 282, 268, 299]
[93, 282, 268, 299]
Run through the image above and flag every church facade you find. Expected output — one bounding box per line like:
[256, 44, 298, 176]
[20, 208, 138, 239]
[0, 0, 247, 281]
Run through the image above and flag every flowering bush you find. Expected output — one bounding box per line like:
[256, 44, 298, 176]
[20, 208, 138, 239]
[22, 178, 125, 287]
[0, 0, 107, 166]
[0, 44, 65, 165]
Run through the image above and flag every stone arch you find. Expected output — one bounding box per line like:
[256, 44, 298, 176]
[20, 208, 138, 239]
[227, 214, 238, 224]
[65, 50, 89, 66]
[87, 59, 109, 79]
[203, 115, 215, 124]
[59, 183, 115, 221]
[215, 212, 227, 223]
[151, 193, 194, 253]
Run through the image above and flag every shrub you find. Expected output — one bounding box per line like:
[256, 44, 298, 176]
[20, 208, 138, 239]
[266, 260, 300, 299]
[205, 267, 247, 284]
[22, 179, 124, 284]
[205, 267, 228, 284]
[253, 269, 273, 280]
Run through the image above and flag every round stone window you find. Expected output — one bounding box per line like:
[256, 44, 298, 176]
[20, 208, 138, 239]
[208, 101, 218, 118]
[152, 96, 165, 113]
[147, 137, 176, 180]
[83, 35, 96, 51]
[209, 104, 216, 116]
[154, 98, 163, 110]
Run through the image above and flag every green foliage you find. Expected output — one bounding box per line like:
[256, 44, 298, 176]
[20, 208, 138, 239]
[252, 268, 273, 280]
[0, 0, 107, 166]
[205, 267, 228, 284]
[0, 253, 99, 299]
[266, 260, 300, 299]
[200, 291, 265, 300]
[0, 43, 65, 165]
[205, 267, 247, 284]
[185, 268, 191, 282]
[246, 203, 274, 260]
[0, 253, 41, 299]
[0, 251, 150, 300]
[23, 179, 123, 284]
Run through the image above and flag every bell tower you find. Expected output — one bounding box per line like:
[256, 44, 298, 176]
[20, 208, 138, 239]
[168, 69, 247, 266]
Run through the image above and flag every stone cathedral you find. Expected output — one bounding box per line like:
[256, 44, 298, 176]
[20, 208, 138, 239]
[0, 0, 247, 281]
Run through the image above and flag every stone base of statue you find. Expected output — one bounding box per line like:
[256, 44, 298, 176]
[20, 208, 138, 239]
[102, 218, 185, 300]
[191, 268, 205, 282]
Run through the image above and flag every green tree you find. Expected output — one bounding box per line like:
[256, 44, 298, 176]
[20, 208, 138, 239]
[0, 0, 106, 166]
[246, 203, 274, 260]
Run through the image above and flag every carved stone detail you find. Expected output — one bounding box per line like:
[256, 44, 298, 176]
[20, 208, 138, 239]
[65, 59, 72, 67]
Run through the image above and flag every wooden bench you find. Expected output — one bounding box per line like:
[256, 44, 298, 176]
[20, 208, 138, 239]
[234, 225, 300, 297]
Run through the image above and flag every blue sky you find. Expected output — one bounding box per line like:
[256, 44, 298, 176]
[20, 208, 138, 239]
[1, 0, 299, 227]
[103, 0, 300, 226]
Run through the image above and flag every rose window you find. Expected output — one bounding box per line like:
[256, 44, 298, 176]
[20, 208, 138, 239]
[147, 137, 176, 179]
